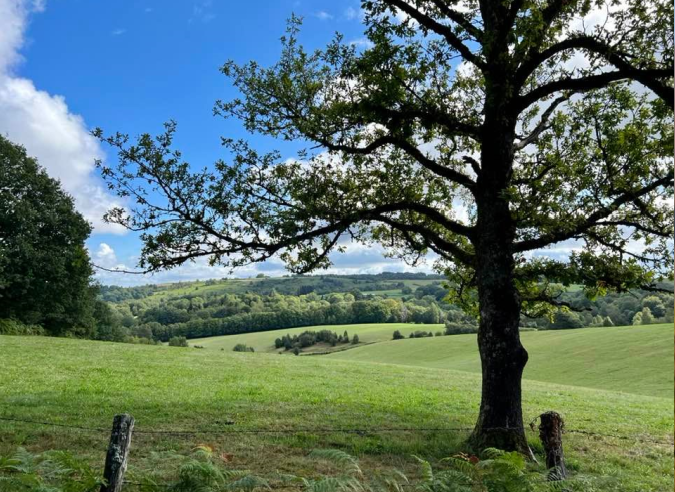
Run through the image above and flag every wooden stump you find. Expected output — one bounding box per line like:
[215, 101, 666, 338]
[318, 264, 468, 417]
[538, 411, 566, 480]
[101, 414, 134, 492]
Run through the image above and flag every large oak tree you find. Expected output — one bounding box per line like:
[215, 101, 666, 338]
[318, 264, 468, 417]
[96, 0, 673, 452]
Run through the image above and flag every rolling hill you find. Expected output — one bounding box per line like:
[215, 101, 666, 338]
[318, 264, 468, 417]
[189, 322, 445, 353]
[328, 323, 674, 398]
[189, 323, 672, 398]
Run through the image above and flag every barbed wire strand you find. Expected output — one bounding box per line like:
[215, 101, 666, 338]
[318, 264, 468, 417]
[0, 415, 672, 445]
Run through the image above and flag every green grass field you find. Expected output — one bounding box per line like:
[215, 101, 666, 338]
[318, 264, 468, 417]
[190, 323, 445, 353]
[190, 323, 673, 398]
[0, 331, 672, 491]
[361, 289, 406, 298]
[329, 324, 673, 398]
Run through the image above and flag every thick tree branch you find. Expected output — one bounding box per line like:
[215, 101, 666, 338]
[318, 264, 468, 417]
[516, 36, 674, 108]
[428, 0, 483, 40]
[374, 214, 475, 265]
[322, 135, 477, 190]
[383, 0, 485, 68]
[516, 68, 673, 112]
[513, 171, 674, 252]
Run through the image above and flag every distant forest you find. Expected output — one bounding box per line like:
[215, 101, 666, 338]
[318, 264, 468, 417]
[95, 273, 674, 343]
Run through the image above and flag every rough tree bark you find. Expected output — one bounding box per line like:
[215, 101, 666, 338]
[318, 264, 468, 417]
[469, 50, 531, 453]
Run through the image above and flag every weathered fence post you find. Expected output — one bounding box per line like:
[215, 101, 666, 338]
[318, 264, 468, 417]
[538, 411, 566, 480]
[101, 414, 134, 492]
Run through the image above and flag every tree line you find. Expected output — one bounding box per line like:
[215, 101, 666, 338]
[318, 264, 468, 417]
[110, 291, 446, 342]
[97, 281, 673, 344]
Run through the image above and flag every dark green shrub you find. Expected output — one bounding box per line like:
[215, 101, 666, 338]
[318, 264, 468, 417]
[351, 334, 359, 344]
[444, 323, 478, 335]
[392, 330, 404, 340]
[233, 343, 254, 352]
[168, 336, 189, 347]
[0, 319, 45, 336]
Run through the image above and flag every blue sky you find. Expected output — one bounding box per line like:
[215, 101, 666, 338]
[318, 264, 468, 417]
[2, 0, 442, 285]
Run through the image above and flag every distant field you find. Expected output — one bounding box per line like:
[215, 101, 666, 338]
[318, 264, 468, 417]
[361, 289, 406, 297]
[0, 335, 672, 491]
[329, 323, 673, 398]
[145, 278, 260, 299]
[190, 323, 445, 353]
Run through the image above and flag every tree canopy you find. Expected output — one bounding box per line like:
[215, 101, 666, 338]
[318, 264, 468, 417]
[98, 2, 672, 302]
[0, 135, 98, 336]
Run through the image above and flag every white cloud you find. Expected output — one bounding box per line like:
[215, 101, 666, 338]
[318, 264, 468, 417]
[92, 239, 435, 286]
[314, 11, 333, 21]
[0, 0, 35, 72]
[190, 0, 215, 23]
[349, 38, 374, 50]
[0, 0, 125, 234]
[111, 28, 126, 36]
[94, 242, 118, 267]
[344, 7, 362, 21]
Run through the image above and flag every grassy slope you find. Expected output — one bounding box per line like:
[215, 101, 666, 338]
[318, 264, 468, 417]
[190, 323, 445, 353]
[329, 324, 673, 398]
[0, 335, 672, 491]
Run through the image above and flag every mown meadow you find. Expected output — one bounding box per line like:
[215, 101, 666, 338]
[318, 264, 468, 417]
[190, 323, 672, 398]
[0, 326, 672, 491]
[189, 322, 445, 353]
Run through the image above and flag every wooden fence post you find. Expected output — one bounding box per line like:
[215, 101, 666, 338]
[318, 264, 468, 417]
[538, 411, 566, 480]
[101, 414, 134, 492]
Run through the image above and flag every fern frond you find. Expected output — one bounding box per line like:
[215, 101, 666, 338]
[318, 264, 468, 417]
[309, 450, 362, 476]
[481, 448, 504, 460]
[439, 458, 477, 479]
[412, 456, 433, 483]
[228, 474, 270, 492]
[306, 476, 363, 492]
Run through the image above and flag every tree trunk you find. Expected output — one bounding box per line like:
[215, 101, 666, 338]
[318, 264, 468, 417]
[468, 259, 531, 454]
[468, 97, 532, 456]
[468, 212, 531, 454]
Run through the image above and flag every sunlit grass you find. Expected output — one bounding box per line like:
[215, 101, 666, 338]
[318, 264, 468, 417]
[0, 334, 672, 491]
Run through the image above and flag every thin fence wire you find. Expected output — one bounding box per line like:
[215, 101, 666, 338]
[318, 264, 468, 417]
[0, 415, 672, 446]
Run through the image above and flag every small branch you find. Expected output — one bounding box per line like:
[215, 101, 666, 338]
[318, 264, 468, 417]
[93, 264, 150, 275]
[374, 215, 475, 266]
[462, 155, 482, 176]
[514, 95, 569, 150]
